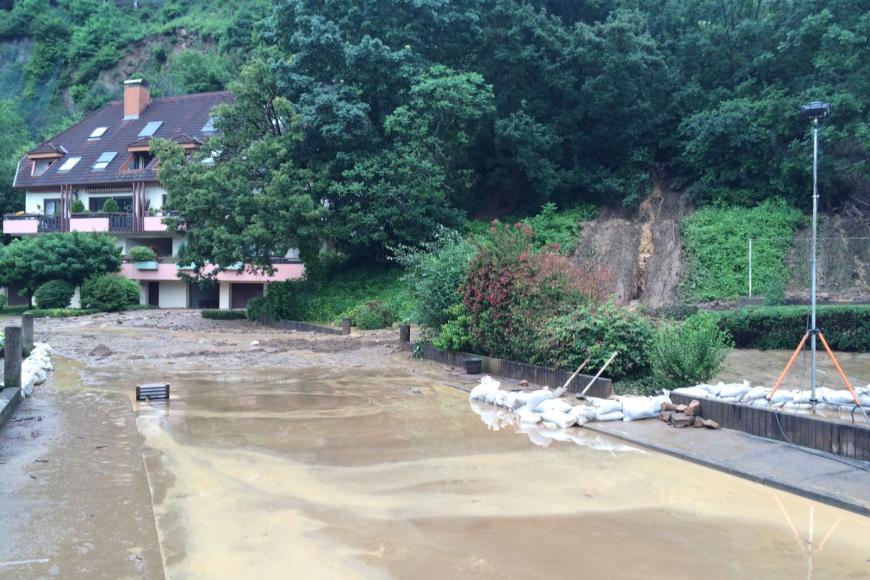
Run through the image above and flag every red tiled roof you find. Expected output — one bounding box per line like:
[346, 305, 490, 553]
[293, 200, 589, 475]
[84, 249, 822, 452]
[14, 91, 231, 189]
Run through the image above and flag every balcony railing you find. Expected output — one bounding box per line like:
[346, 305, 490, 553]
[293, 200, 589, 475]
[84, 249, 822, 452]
[2, 213, 63, 233]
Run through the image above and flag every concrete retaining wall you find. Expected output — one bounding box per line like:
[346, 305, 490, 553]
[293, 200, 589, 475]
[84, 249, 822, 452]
[257, 316, 346, 335]
[416, 343, 612, 398]
[670, 392, 870, 462]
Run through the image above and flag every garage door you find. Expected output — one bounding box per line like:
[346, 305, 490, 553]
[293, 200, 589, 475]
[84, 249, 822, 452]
[231, 283, 264, 309]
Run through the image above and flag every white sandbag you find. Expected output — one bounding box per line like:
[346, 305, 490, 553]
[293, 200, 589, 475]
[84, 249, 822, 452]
[469, 376, 500, 401]
[792, 390, 814, 404]
[587, 397, 622, 415]
[621, 397, 659, 421]
[750, 398, 771, 408]
[572, 405, 598, 426]
[594, 410, 624, 422]
[493, 390, 508, 407]
[537, 398, 573, 414]
[718, 381, 751, 399]
[860, 395, 870, 407]
[741, 386, 770, 402]
[768, 389, 794, 405]
[672, 386, 712, 399]
[783, 401, 813, 410]
[819, 387, 855, 405]
[517, 408, 542, 424]
[540, 408, 578, 429]
[525, 389, 554, 413]
[701, 383, 723, 396]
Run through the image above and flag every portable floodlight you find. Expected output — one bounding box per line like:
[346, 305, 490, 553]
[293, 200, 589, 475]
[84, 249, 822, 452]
[800, 101, 831, 122]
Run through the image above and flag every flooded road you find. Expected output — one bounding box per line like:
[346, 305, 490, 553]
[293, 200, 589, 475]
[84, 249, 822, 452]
[2, 311, 869, 579]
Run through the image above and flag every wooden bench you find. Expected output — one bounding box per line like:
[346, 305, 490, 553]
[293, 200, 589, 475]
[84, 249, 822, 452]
[136, 383, 170, 401]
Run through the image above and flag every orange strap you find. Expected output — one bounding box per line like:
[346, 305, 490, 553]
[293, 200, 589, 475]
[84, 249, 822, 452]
[817, 332, 862, 406]
[767, 332, 809, 400]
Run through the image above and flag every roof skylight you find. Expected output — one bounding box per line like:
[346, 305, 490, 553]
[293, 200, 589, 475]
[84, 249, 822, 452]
[57, 157, 81, 172]
[138, 121, 163, 138]
[92, 152, 117, 170]
[89, 127, 108, 139]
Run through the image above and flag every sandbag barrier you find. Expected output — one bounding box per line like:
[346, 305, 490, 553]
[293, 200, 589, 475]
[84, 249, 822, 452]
[673, 381, 870, 423]
[468, 376, 670, 430]
[19, 342, 54, 398]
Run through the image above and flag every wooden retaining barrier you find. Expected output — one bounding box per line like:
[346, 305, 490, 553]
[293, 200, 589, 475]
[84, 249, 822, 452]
[415, 343, 612, 398]
[670, 392, 870, 462]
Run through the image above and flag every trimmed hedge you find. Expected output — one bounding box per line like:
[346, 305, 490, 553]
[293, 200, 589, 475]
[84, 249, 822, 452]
[34, 280, 76, 309]
[714, 305, 870, 352]
[201, 309, 247, 320]
[27, 308, 99, 318]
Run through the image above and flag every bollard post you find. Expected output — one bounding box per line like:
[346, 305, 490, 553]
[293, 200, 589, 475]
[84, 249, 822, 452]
[399, 324, 411, 346]
[3, 326, 22, 390]
[341, 317, 352, 335]
[21, 313, 34, 355]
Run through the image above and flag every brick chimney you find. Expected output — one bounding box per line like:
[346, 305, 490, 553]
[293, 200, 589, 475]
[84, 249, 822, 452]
[123, 79, 150, 120]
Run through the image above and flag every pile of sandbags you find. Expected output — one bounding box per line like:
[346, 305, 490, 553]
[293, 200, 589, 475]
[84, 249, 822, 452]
[673, 380, 870, 410]
[658, 399, 719, 429]
[469, 375, 671, 428]
[19, 342, 53, 398]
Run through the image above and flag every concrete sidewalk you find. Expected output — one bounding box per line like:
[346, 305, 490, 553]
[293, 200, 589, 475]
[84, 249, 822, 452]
[585, 419, 870, 516]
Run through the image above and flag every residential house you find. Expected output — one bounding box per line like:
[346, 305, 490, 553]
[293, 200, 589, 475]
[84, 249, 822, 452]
[3, 79, 303, 309]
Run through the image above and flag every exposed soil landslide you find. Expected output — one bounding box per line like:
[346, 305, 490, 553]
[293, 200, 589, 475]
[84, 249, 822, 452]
[1, 310, 869, 579]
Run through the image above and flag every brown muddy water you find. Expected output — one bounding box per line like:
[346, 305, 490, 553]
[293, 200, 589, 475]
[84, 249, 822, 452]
[2, 312, 870, 579]
[97, 365, 869, 579]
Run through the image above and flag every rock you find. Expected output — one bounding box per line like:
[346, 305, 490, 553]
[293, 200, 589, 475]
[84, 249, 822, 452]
[693, 416, 705, 428]
[675, 404, 688, 413]
[250, 340, 260, 347]
[703, 419, 720, 429]
[670, 413, 693, 428]
[659, 410, 673, 422]
[661, 402, 679, 412]
[685, 400, 701, 417]
[518, 380, 529, 387]
[89, 344, 113, 357]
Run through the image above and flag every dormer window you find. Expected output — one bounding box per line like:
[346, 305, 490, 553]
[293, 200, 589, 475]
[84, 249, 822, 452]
[32, 158, 56, 176]
[131, 151, 155, 170]
[89, 127, 108, 140]
[138, 121, 163, 137]
[57, 157, 81, 172]
[92, 152, 117, 170]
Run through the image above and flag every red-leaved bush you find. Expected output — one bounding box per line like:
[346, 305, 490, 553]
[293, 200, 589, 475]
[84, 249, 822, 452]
[462, 222, 611, 362]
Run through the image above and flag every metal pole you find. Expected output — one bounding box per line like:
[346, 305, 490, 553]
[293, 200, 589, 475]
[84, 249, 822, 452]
[810, 120, 819, 404]
[748, 238, 753, 297]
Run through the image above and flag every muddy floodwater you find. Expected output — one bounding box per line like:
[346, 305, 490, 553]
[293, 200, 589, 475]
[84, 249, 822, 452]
[1, 311, 869, 579]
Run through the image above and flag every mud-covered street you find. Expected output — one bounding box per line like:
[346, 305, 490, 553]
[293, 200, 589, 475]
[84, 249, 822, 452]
[1, 310, 869, 579]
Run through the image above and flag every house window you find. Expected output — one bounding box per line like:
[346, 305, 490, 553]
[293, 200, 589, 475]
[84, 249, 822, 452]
[57, 157, 81, 172]
[44, 198, 62, 216]
[131, 151, 155, 170]
[89, 127, 108, 139]
[138, 121, 163, 137]
[89, 196, 133, 213]
[32, 158, 55, 176]
[92, 152, 117, 170]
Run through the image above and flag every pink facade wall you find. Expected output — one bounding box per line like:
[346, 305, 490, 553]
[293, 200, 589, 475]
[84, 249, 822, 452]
[2, 219, 38, 235]
[70, 217, 109, 232]
[120, 262, 305, 283]
[143, 216, 167, 232]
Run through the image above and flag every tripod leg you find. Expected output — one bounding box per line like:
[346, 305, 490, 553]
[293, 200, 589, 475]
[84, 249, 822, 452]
[817, 332, 861, 406]
[768, 332, 810, 401]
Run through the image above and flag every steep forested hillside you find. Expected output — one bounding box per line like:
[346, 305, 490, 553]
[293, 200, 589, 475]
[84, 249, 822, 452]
[1, 0, 868, 254]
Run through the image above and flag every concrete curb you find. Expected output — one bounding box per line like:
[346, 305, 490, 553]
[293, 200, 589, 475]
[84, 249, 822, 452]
[0, 387, 23, 430]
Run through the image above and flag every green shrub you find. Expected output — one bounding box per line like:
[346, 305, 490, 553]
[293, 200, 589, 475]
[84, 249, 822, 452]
[648, 304, 699, 321]
[80, 275, 140, 312]
[128, 246, 157, 262]
[652, 313, 733, 389]
[26, 308, 98, 318]
[0, 305, 30, 315]
[680, 199, 804, 301]
[714, 305, 870, 352]
[246, 296, 266, 321]
[71, 199, 85, 213]
[393, 228, 474, 328]
[201, 309, 247, 320]
[101, 198, 120, 213]
[34, 280, 75, 309]
[538, 304, 656, 380]
[432, 304, 474, 351]
[353, 301, 395, 330]
[521, 202, 597, 254]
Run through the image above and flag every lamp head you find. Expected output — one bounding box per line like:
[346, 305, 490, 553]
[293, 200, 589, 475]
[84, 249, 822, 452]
[801, 101, 830, 122]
